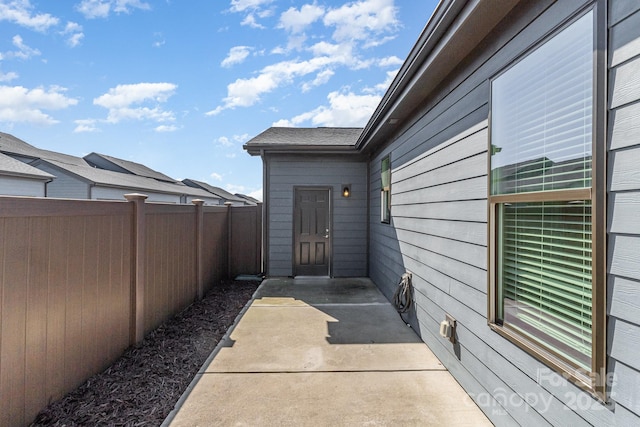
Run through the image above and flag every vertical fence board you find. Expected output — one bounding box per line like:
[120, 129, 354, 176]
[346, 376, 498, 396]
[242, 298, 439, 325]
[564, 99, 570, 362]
[96, 216, 112, 371]
[82, 218, 100, 382]
[46, 217, 67, 404]
[230, 205, 263, 277]
[203, 209, 227, 290]
[1, 218, 29, 426]
[110, 214, 130, 357]
[25, 217, 50, 422]
[64, 216, 85, 393]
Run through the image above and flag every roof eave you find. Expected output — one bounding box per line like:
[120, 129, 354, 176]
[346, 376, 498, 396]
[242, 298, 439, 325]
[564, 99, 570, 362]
[244, 144, 358, 156]
[0, 170, 54, 181]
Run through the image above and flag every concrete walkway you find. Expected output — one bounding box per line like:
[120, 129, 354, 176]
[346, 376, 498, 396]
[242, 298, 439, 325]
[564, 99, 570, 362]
[163, 278, 492, 426]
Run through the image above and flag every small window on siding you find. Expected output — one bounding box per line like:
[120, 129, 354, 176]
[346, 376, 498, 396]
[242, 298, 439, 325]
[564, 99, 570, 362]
[381, 155, 391, 223]
[488, 8, 606, 399]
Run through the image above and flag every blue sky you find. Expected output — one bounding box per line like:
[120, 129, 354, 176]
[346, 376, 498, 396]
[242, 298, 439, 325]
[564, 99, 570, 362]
[0, 0, 437, 200]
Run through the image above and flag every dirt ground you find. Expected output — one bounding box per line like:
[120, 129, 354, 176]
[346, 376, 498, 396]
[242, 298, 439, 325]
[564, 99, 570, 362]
[31, 279, 260, 427]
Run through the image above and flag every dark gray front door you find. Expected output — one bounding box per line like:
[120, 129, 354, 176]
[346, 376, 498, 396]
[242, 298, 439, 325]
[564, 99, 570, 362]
[294, 188, 330, 276]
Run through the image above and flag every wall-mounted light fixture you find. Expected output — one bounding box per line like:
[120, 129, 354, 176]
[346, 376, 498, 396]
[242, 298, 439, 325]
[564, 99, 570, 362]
[342, 184, 351, 198]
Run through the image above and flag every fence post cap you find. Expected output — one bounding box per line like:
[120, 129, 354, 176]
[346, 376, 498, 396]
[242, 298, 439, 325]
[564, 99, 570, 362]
[224, 201, 233, 207]
[191, 199, 205, 206]
[124, 193, 148, 201]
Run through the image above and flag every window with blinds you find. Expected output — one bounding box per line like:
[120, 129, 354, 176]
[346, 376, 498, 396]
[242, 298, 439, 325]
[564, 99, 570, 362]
[381, 155, 391, 223]
[489, 7, 604, 388]
[498, 201, 592, 371]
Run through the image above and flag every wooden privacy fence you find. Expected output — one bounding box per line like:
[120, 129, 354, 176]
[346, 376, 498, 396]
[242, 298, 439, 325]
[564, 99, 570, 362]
[0, 195, 262, 427]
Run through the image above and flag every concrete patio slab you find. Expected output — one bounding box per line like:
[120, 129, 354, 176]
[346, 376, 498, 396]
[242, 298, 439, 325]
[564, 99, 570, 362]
[206, 303, 442, 373]
[169, 371, 490, 427]
[164, 278, 492, 426]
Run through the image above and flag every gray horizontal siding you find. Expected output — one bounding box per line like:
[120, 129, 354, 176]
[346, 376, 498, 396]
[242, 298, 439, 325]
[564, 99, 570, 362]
[0, 176, 46, 197]
[368, 0, 638, 425]
[35, 164, 89, 199]
[609, 0, 640, 422]
[266, 155, 367, 277]
[92, 186, 180, 203]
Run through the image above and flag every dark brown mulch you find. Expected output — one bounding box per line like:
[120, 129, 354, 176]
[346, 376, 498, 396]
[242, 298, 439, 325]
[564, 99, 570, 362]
[31, 279, 260, 427]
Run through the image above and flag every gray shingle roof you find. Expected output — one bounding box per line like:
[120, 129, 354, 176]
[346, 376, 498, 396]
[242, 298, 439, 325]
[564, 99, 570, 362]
[84, 152, 177, 183]
[235, 193, 260, 204]
[0, 132, 92, 167]
[36, 159, 215, 198]
[0, 152, 54, 180]
[243, 127, 363, 154]
[182, 179, 245, 203]
[0, 132, 43, 158]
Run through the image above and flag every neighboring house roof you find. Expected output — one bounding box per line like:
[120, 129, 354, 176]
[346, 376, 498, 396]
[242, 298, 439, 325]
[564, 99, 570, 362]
[0, 131, 44, 159]
[84, 152, 177, 183]
[182, 179, 246, 203]
[243, 127, 363, 155]
[34, 158, 216, 199]
[0, 152, 54, 180]
[235, 193, 260, 204]
[0, 132, 93, 167]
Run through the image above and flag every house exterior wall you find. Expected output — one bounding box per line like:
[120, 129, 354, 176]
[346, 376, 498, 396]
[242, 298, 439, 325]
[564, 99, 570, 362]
[265, 154, 367, 277]
[36, 163, 90, 199]
[0, 176, 47, 197]
[183, 195, 223, 206]
[607, 1, 640, 422]
[91, 186, 180, 203]
[368, 0, 640, 425]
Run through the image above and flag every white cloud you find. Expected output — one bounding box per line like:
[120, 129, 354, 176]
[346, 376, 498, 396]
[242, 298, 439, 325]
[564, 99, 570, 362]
[275, 90, 380, 128]
[0, 84, 78, 125]
[76, 0, 150, 19]
[229, 0, 273, 13]
[379, 55, 403, 67]
[0, 0, 59, 31]
[94, 82, 176, 108]
[155, 124, 178, 132]
[93, 82, 177, 124]
[3, 35, 40, 60]
[210, 0, 401, 116]
[221, 46, 251, 68]
[230, 0, 273, 28]
[210, 172, 223, 181]
[302, 69, 334, 92]
[207, 56, 338, 115]
[62, 22, 84, 47]
[324, 0, 398, 43]
[370, 68, 398, 93]
[363, 35, 396, 48]
[278, 4, 324, 34]
[233, 133, 249, 142]
[103, 106, 174, 123]
[248, 188, 262, 201]
[74, 118, 99, 133]
[240, 14, 264, 29]
[272, 118, 293, 127]
[0, 70, 19, 82]
[217, 136, 233, 147]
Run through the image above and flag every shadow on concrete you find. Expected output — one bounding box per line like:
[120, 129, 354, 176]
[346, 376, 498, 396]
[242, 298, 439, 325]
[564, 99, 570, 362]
[252, 277, 423, 345]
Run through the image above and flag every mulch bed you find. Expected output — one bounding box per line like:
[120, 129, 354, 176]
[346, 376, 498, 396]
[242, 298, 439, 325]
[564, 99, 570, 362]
[31, 279, 260, 427]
